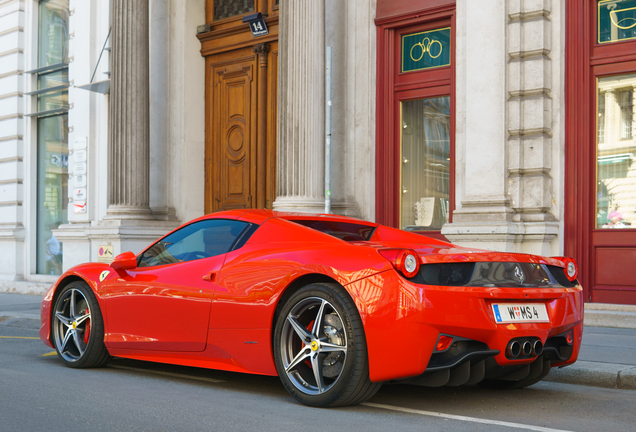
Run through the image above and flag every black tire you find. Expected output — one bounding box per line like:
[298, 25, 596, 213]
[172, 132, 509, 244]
[51, 281, 111, 368]
[273, 283, 381, 407]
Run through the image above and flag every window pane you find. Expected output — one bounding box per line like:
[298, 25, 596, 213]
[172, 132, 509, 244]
[596, 74, 636, 229]
[598, 0, 636, 44]
[138, 219, 250, 267]
[400, 96, 451, 231]
[213, 0, 255, 21]
[37, 115, 69, 275]
[38, 0, 70, 67]
[37, 88, 68, 112]
[38, 70, 68, 89]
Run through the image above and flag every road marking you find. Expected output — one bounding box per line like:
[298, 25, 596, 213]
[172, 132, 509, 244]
[0, 336, 40, 339]
[42, 351, 57, 357]
[362, 402, 573, 432]
[108, 364, 226, 384]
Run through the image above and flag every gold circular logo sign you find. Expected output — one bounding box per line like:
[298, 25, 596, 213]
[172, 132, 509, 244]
[72, 322, 77, 330]
[311, 341, 318, 351]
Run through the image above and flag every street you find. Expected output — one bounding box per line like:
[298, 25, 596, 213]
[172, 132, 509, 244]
[1, 298, 635, 432]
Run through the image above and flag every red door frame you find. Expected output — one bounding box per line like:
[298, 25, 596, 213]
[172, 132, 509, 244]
[375, 3, 455, 241]
[565, 0, 636, 304]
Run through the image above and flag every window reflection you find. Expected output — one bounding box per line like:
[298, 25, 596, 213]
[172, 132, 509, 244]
[36, 0, 69, 275]
[36, 116, 68, 274]
[38, 0, 69, 67]
[597, 74, 636, 229]
[400, 96, 450, 231]
[137, 220, 250, 267]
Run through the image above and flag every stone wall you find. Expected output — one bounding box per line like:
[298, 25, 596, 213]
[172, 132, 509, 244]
[443, 0, 564, 256]
[0, 0, 25, 280]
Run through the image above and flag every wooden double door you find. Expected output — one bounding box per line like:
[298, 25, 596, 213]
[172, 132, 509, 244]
[203, 41, 278, 214]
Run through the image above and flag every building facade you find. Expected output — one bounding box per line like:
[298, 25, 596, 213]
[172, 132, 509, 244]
[1, 0, 635, 305]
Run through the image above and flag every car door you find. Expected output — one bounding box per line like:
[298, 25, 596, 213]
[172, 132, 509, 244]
[101, 219, 252, 352]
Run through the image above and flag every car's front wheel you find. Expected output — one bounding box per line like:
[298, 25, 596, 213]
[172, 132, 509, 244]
[52, 281, 111, 368]
[273, 283, 381, 407]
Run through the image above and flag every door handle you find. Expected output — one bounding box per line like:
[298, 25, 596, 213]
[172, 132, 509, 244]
[202, 272, 216, 282]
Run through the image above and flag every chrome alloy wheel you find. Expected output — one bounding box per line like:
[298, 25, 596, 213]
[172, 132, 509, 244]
[53, 288, 92, 362]
[280, 297, 348, 395]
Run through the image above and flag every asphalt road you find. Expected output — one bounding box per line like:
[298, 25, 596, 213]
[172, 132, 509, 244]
[1, 315, 635, 432]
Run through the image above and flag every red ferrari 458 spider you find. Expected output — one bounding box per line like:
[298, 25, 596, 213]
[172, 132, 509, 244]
[40, 210, 583, 407]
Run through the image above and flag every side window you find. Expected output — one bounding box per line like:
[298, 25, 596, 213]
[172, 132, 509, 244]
[137, 219, 250, 267]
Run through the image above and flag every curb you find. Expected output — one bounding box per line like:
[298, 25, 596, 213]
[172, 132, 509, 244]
[0, 281, 50, 296]
[583, 310, 636, 329]
[544, 360, 636, 390]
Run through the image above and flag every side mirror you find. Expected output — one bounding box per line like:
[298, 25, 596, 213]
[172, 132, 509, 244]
[110, 251, 138, 271]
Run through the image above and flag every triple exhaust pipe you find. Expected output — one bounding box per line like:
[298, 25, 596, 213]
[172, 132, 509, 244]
[506, 339, 543, 358]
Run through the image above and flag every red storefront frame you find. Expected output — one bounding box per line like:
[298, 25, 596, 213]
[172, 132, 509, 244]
[566, 0, 636, 304]
[375, 1, 456, 241]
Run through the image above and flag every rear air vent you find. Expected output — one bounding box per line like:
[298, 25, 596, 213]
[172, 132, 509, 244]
[407, 262, 578, 288]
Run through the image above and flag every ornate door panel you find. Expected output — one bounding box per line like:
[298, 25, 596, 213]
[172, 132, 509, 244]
[209, 59, 256, 211]
[199, 1, 279, 215]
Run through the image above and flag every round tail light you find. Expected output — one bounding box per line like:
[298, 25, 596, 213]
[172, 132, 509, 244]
[563, 258, 577, 281]
[397, 249, 420, 278]
[378, 249, 421, 278]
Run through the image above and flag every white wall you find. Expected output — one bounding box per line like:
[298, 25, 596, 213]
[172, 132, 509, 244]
[0, 0, 25, 281]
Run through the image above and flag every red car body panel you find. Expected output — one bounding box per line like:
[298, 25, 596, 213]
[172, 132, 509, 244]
[40, 210, 583, 383]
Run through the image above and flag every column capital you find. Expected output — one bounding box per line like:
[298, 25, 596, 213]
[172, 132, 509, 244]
[254, 43, 270, 67]
[253, 42, 270, 57]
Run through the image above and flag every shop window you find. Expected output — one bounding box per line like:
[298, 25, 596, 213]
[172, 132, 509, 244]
[28, 0, 70, 275]
[596, 74, 636, 229]
[401, 97, 450, 231]
[375, 8, 455, 239]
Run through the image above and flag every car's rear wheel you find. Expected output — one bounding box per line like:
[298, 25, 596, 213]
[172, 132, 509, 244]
[273, 283, 381, 407]
[52, 281, 111, 368]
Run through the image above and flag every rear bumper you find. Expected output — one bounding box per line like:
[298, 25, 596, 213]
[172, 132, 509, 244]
[346, 269, 583, 382]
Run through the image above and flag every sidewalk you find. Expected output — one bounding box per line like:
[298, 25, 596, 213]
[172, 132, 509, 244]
[1, 292, 635, 390]
[544, 326, 636, 390]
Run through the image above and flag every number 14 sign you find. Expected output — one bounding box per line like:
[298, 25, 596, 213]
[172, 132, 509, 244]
[249, 17, 268, 37]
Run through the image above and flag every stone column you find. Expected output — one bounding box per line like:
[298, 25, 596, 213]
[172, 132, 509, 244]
[85, 0, 178, 260]
[632, 86, 636, 137]
[254, 43, 270, 209]
[106, 0, 154, 220]
[273, 0, 326, 213]
[443, 0, 513, 241]
[149, 0, 176, 220]
[605, 89, 618, 145]
[443, 0, 561, 256]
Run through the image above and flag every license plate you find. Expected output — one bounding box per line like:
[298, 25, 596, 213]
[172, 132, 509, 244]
[491, 303, 549, 323]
